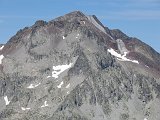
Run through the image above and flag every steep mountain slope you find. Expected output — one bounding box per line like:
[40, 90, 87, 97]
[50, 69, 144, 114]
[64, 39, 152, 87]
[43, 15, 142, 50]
[0, 11, 160, 120]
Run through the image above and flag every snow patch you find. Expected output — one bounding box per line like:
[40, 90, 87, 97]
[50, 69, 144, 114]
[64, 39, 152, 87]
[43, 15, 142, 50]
[21, 107, 30, 111]
[123, 52, 128, 57]
[121, 83, 125, 88]
[62, 36, 65, 39]
[108, 48, 122, 58]
[47, 76, 51, 78]
[117, 58, 139, 64]
[57, 81, 64, 88]
[145, 65, 149, 68]
[0, 55, 4, 64]
[76, 33, 80, 39]
[27, 83, 41, 89]
[65, 83, 70, 88]
[144, 118, 147, 120]
[0, 45, 4, 50]
[108, 48, 139, 64]
[41, 101, 49, 108]
[51, 63, 73, 79]
[4, 96, 10, 105]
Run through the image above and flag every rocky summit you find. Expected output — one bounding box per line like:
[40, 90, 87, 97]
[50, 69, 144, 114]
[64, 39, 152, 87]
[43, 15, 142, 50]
[0, 11, 160, 120]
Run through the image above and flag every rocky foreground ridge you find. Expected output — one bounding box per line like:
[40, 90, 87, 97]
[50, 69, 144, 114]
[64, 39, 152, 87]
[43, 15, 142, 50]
[0, 11, 160, 120]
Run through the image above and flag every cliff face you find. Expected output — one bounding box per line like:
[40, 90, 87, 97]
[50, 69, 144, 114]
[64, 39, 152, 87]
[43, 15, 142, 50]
[0, 11, 160, 120]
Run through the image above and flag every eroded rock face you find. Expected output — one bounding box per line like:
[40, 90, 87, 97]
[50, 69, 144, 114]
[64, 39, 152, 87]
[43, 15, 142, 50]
[0, 11, 160, 120]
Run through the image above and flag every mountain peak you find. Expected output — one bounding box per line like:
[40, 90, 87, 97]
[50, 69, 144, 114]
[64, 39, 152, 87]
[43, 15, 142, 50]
[67, 10, 85, 16]
[0, 11, 160, 120]
[50, 11, 86, 22]
[33, 20, 47, 28]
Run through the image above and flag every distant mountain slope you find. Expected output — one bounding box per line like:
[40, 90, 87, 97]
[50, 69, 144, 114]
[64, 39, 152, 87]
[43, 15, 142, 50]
[0, 11, 160, 120]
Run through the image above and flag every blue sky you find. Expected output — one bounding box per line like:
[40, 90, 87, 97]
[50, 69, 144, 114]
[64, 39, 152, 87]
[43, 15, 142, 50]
[0, 0, 160, 52]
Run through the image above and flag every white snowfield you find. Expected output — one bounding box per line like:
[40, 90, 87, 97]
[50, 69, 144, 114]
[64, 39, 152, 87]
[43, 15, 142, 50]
[144, 118, 147, 120]
[0, 55, 4, 64]
[47, 63, 73, 79]
[65, 83, 70, 88]
[107, 48, 139, 64]
[21, 107, 30, 111]
[41, 101, 49, 108]
[27, 83, 41, 89]
[4, 96, 10, 105]
[57, 81, 64, 88]
[0, 45, 4, 50]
